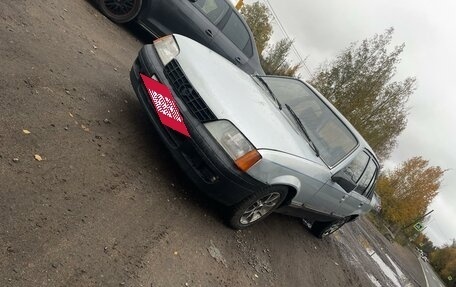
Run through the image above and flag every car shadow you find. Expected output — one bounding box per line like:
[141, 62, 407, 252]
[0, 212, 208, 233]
[85, 0, 229, 225]
[122, 97, 229, 223]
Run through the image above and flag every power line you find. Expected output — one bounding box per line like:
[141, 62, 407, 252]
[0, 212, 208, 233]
[261, 0, 313, 78]
[424, 217, 453, 246]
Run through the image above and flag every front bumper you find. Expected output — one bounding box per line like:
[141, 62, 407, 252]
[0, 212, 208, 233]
[129, 44, 267, 206]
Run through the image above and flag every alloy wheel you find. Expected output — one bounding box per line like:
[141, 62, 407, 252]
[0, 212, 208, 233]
[240, 192, 281, 225]
[103, 0, 135, 15]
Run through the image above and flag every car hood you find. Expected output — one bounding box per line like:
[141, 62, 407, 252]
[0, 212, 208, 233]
[173, 35, 321, 164]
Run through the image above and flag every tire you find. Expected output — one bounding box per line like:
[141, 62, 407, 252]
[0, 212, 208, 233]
[98, 0, 142, 24]
[227, 186, 288, 230]
[311, 217, 349, 239]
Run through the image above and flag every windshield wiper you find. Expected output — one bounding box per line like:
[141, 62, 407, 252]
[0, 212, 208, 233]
[285, 104, 320, 157]
[254, 75, 282, 110]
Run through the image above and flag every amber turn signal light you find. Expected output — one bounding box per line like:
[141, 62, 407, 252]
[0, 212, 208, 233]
[235, 150, 262, 172]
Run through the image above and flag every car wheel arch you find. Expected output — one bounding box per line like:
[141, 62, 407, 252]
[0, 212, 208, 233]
[279, 185, 297, 207]
[267, 175, 300, 207]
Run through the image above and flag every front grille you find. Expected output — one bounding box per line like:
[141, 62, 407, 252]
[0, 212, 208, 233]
[163, 60, 216, 122]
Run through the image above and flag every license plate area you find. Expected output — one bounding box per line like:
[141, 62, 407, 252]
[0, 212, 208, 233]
[140, 73, 190, 137]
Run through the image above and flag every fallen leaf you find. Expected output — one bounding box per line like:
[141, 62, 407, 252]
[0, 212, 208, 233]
[81, 124, 90, 132]
[34, 154, 43, 161]
[69, 112, 74, 118]
[22, 129, 31, 134]
[173, 251, 178, 255]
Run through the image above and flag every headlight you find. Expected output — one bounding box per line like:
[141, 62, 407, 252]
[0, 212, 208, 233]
[205, 121, 261, 171]
[154, 35, 180, 66]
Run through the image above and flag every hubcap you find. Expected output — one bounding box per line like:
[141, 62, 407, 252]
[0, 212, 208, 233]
[240, 192, 281, 225]
[103, 0, 135, 15]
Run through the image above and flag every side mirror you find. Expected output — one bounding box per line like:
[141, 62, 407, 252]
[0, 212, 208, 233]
[332, 170, 356, 192]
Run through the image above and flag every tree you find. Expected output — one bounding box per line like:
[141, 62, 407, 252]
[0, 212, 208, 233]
[261, 39, 302, 76]
[240, 2, 272, 55]
[310, 28, 416, 160]
[376, 157, 445, 227]
[414, 233, 435, 255]
[430, 245, 456, 286]
[240, 2, 301, 77]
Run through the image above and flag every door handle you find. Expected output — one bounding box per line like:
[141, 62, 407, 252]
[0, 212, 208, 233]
[339, 195, 347, 203]
[205, 29, 213, 38]
[235, 57, 242, 63]
[358, 203, 364, 208]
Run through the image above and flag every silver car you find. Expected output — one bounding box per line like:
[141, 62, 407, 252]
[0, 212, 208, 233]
[130, 34, 380, 238]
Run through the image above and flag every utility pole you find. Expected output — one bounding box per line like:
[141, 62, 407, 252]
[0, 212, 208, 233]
[402, 209, 434, 231]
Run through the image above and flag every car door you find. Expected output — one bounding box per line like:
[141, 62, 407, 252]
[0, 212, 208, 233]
[211, 10, 256, 73]
[304, 150, 372, 217]
[138, 0, 227, 48]
[336, 151, 379, 216]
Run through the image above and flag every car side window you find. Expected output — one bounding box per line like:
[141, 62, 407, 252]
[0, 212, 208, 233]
[243, 38, 253, 58]
[221, 12, 251, 56]
[194, 0, 230, 25]
[354, 159, 377, 195]
[341, 151, 369, 184]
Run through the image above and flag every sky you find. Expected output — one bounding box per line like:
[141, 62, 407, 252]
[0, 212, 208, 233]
[239, 0, 456, 246]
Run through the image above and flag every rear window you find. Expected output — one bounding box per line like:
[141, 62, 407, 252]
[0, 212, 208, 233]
[221, 12, 250, 55]
[194, 0, 229, 25]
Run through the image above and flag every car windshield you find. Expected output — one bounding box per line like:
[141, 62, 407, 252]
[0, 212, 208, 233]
[261, 76, 358, 167]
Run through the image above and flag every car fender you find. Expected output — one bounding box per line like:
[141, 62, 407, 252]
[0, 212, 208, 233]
[269, 175, 301, 192]
[268, 175, 301, 203]
[247, 149, 329, 205]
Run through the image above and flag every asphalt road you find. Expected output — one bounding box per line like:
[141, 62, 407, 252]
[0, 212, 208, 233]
[419, 259, 446, 287]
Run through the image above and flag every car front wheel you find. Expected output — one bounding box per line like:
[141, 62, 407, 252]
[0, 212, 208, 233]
[311, 217, 349, 238]
[228, 186, 288, 229]
[98, 0, 142, 23]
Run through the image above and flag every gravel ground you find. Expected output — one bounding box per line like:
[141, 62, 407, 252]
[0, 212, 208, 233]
[0, 1, 426, 286]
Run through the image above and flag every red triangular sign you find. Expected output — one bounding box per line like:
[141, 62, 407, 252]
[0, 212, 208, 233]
[140, 73, 190, 137]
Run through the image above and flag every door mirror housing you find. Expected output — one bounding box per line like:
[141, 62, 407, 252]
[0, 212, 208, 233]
[332, 170, 356, 192]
